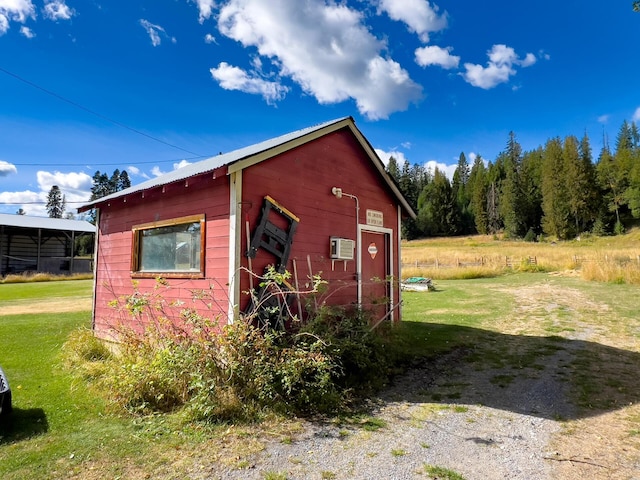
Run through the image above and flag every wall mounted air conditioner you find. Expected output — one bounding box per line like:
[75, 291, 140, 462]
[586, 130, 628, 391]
[330, 237, 355, 260]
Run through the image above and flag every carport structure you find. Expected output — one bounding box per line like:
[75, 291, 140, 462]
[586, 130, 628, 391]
[0, 213, 95, 276]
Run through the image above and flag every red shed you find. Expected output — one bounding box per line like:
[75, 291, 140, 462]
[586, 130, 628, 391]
[79, 117, 415, 339]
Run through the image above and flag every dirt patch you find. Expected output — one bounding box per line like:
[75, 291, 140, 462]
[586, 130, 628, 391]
[0, 297, 92, 316]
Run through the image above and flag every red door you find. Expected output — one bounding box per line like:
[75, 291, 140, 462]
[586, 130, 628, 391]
[360, 230, 390, 321]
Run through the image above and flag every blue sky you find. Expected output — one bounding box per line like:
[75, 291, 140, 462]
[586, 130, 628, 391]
[0, 0, 638, 216]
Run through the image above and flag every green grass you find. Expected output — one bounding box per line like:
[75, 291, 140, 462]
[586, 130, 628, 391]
[0, 280, 206, 479]
[0, 279, 93, 302]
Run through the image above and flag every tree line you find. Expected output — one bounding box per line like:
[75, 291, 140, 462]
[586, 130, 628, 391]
[388, 120, 640, 240]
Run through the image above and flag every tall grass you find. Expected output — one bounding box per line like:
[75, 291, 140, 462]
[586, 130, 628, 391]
[401, 229, 640, 284]
[0, 272, 93, 284]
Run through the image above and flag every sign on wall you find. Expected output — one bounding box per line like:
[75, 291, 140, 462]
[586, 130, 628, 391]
[366, 209, 383, 226]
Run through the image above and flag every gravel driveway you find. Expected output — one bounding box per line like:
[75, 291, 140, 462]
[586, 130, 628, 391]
[192, 281, 640, 480]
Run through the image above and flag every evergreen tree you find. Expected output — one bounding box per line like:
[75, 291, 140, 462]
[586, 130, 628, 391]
[499, 132, 525, 238]
[519, 148, 544, 236]
[468, 155, 488, 234]
[386, 155, 400, 181]
[452, 152, 474, 234]
[417, 168, 460, 236]
[88, 169, 132, 224]
[597, 138, 629, 232]
[485, 158, 505, 234]
[46, 185, 66, 218]
[541, 138, 572, 238]
[622, 122, 640, 218]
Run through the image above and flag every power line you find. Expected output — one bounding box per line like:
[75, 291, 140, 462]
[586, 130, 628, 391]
[7, 155, 208, 167]
[0, 66, 206, 158]
[0, 201, 89, 205]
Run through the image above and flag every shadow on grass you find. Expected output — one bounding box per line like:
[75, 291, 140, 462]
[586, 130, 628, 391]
[386, 321, 640, 420]
[0, 408, 49, 444]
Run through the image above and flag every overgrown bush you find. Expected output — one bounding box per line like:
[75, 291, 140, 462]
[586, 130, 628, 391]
[63, 273, 397, 422]
[301, 306, 396, 393]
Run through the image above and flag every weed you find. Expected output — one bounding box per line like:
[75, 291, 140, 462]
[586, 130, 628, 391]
[321, 471, 337, 479]
[361, 417, 387, 431]
[424, 464, 466, 480]
[263, 471, 288, 480]
[391, 448, 407, 457]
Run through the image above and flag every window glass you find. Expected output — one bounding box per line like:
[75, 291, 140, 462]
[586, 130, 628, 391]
[132, 215, 204, 275]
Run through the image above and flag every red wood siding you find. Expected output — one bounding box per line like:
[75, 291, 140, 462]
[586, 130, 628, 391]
[239, 128, 401, 320]
[93, 175, 231, 339]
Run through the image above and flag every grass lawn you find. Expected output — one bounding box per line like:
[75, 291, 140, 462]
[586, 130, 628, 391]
[0, 280, 184, 479]
[1, 274, 639, 478]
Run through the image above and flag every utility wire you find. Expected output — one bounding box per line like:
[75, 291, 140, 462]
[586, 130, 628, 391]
[7, 155, 207, 167]
[0, 66, 206, 158]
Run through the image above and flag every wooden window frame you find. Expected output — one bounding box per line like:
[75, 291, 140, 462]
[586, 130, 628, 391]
[131, 214, 205, 279]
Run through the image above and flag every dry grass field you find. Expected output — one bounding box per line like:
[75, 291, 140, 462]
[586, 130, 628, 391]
[401, 228, 640, 285]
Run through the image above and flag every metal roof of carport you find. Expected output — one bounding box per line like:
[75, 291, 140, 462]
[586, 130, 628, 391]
[0, 213, 96, 233]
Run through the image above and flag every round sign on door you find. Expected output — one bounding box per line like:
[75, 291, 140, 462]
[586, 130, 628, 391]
[368, 242, 378, 259]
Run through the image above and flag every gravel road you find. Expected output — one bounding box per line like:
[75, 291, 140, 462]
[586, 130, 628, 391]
[193, 349, 577, 480]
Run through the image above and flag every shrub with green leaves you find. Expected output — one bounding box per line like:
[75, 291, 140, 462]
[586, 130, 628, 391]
[64, 273, 396, 422]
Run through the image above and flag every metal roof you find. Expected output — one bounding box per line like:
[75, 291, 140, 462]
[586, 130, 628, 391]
[0, 213, 96, 233]
[79, 116, 416, 218]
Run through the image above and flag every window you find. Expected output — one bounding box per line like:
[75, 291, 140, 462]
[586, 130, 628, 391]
[131, 214, 205, 277]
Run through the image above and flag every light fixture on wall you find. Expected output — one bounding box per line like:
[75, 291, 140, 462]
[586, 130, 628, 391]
[331, 186, 359, 222]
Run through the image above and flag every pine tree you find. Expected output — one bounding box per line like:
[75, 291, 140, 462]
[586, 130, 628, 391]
[386, 156, 400, 181]
[417, 168, 459, 236]
[519, 148, 544, 236]
[468, 155, 488, 234]
[498, 132, 525, 237]
[46, 185, 66, 218]
[541, 138, 572, 238]
[452, 152, 473, 234]
[88, 169, 132, 223]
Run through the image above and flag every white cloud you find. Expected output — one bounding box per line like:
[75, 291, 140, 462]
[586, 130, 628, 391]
[461, 44, 536, 89]
[0, 160, 17, 176]
[204, 33, 216, 44]
[192, 0, 215, 23]
[151, 166, 165, 177]
[375, 148, 409, 167]
[425, 160, 456, 180]
[415, 45, 459, 69]
[127, 165, 150, 179]
[0, 171, 92, 215]
[0, 0, 36, 35]
[43, 0, 74, 21]
[173, 159, 191, 170]
[19, 25, 34, 37]
[598, 114, 610, 124]
[37, 170, 93, 198]
[0, 190, 42, 215]
[139, 19, 176, 47]
[633, 107, 640, 122]
[215, 0, 422, 119]
[377, 0, 447, 43]
[210, 62, 289, 105]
